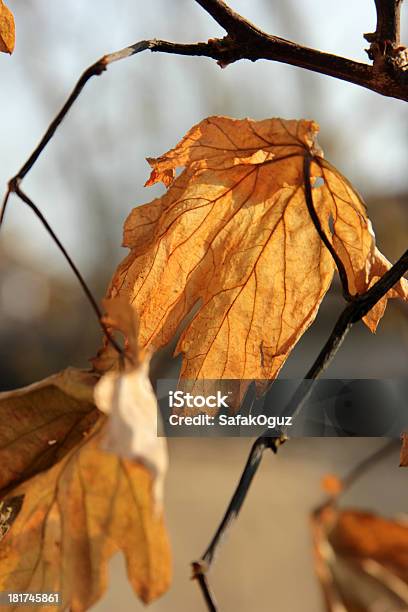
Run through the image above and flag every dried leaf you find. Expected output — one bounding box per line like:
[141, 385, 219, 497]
[0, 0, 15, 54]
[400, 432, 408, 467]
[94, 116, 408, 388]
[0, 371, 171, 610]
[312, 504, 408, 611]
[0, 368, 99, 493]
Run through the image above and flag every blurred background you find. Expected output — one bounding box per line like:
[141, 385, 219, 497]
[0, 1, 407, 610]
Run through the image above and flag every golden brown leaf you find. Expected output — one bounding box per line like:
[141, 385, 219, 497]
[0, 371, 171, 610]
[0, 368, 99, 493]
[0, 0, 15, 54]
[94, 116, 407, 386]
[312, 504, 408, 611]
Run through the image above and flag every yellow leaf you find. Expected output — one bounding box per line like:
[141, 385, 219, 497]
[0, 371, 171, 610]
[0, 0, 15, 54]
[94, 116, 407, 386]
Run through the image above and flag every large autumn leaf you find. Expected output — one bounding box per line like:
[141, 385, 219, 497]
[94, 116, 407, 384]
[0, 370, 171, 610]
[0, 0, 15, 54]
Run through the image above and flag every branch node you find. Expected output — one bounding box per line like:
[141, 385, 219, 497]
[267, 434, 288, 453]
[191, 560, 209, 579]
[7, 176, 20, 194]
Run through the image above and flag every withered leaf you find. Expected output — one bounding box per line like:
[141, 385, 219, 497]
[0, 370, 171, 610]
[95, 116, 408, 387]
[0, 0, 15, 54]
[313, 504, 408, 611]
[0, 368, 99, 494]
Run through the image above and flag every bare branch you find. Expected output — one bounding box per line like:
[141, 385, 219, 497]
[191, 570, 218, 612]
[192, 434, 286, 611]
[193, 1, 408, 100]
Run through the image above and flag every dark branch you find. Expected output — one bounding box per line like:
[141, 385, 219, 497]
[193, 0, 260, 38]
[191, 570, 218, 612]
[192, 435, 286, 612]
[153, 36, 408, 102]
[341, 439, 398, 494]
[193, 0, 408, 100]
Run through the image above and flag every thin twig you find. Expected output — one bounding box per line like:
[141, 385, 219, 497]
[341, 439, 398, 494]
[191, 570, 218, 612]
[193, 0, 262, 39]
[192, 435, 286, 611]
[13, 186, 127, 361]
